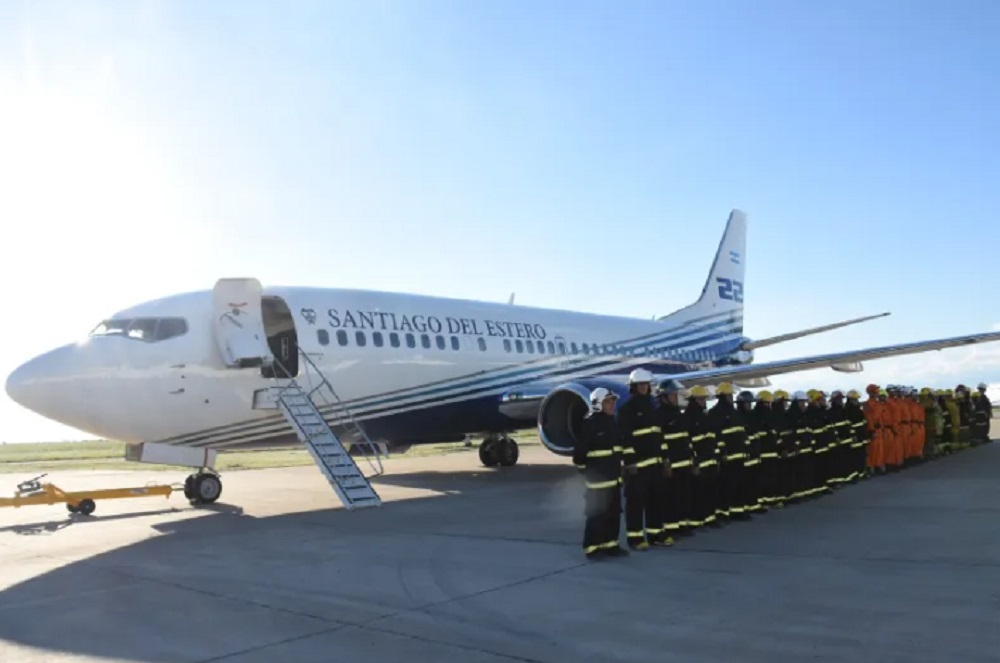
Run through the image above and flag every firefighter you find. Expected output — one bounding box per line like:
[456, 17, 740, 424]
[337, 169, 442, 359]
[753, 390, 781, 506]
[827, 390, 854, 485]
[844, 389, 869, 480]
[954, 385, 972, 448]
[806, 390, 836, 494]
[863, 385, 884, 473]
[788, 391, 815, 499]
[883, 386, 902, 471]
[772, 389, 797, 503]
[738, 390, 765, 514]
[574, 387, 629, 560]
[685, 385, 721, 529]
[710, 382, 750, 521]
[942, 390, 961, 454]
[920, 387, 942, 459]
[657, 379, 694, 537]
[618, 368, 671, 549]
[973, 383, 992, 443]
[909, 387, 926, 462]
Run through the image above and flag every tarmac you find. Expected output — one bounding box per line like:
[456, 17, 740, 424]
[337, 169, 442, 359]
[1, 423, 998, 663]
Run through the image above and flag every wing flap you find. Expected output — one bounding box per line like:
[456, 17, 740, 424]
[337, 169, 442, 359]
[670, 330, 1000, 385]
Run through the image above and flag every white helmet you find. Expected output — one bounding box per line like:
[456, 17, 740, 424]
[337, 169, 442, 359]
[791, 390, 809, 401]
[589, 387, 618, 412]
[628, 368, 654, 384]
[978, 382, 988, 390]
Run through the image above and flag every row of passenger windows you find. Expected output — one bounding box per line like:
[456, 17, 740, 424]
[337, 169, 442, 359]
[315, 329, 715, 361]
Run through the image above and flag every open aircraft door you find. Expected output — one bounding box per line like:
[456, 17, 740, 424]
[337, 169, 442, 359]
[212, 278, 275, 368]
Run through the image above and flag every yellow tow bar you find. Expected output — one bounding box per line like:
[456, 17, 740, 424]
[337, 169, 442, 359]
[0, 473, 176, 516]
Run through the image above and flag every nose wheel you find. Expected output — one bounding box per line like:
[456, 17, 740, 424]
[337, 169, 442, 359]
[183, 470, 223, 505]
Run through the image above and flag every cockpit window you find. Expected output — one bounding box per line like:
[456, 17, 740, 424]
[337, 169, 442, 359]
[90, 317, 189, 342]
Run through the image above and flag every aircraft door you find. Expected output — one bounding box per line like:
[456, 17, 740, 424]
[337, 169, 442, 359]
[212, 278, 275, 368]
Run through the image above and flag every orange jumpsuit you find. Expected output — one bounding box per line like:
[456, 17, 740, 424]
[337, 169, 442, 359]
[885, 398, 905, 467]
[864, 399, 885, 469]
[910, 399, 925, 459]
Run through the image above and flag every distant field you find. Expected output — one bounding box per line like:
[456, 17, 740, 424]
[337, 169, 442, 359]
[0, 433, 541, 474]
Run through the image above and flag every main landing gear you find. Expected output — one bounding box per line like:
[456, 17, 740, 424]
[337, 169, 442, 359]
[479, 435, 519, 468]
[183, 468, 223, 505]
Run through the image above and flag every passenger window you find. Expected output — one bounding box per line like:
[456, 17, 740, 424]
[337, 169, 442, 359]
[421, 334, 431, 349]
[372, 332, 384, 347]
[546, 341, 555, 354]
[583, 344, 590, 355]
[515, 339, 524, 353]
[337, 330, 348, 346]
[390, 332, 400, 348]
[436, 335, 446, 350]
[478, 337, 487, 351]
[450, 336, 460, 351]
[406, 333, 416, 348]
[557, 341, 566, 354]
[317, 330, 330, 346]
[525, 340, 534, 354]
[503, 339, 512, 353]
[570, 342, 578, 354]
[355, 331, 367, 347]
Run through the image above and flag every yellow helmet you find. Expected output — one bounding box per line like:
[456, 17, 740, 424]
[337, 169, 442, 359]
[774, 389, 789, 400]
[688, 385, 710, 398]
[810, 390, 826, 401]
[716, 382, 735, 395]
[756, 390, 774, 403]
[846, 389, 861, 399]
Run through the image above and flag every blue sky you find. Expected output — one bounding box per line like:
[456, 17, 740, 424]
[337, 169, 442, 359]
[1, 1, 999, 442]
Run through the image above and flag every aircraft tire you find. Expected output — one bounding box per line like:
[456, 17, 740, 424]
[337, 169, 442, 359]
[479, 439, 499, 467]
[191, 473, 223, 504]
[183, 474, 197, 500]
[497, 438, 519, 467]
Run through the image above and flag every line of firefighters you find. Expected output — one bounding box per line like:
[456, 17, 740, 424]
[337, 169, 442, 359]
[573, 370, 994, 559]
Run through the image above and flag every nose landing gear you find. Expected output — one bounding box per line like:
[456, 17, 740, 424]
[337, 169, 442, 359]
[183, 469, 223, 505]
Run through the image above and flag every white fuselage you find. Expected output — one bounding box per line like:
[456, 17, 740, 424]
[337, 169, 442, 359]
[5, 285, 745, 450]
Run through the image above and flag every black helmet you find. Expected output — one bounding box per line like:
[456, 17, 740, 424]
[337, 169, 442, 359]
[657, 379, 684, 395]
[736, 390, 755, 403]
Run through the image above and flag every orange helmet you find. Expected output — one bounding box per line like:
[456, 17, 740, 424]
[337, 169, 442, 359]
[866, 384, 880, 394]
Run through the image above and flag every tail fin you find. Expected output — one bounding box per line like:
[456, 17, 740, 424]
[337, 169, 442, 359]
[658, 209, 746, 331]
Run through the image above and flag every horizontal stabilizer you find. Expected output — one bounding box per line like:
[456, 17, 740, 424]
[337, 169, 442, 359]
[742, 312, 890, 351]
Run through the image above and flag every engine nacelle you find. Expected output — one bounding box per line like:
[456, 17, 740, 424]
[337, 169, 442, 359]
[537, 378, 632, 455]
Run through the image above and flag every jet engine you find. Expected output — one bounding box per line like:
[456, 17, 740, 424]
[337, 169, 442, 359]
[536, 379, 631, 455]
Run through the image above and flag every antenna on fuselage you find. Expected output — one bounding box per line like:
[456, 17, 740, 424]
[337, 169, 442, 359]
[508, 292, 516, 305]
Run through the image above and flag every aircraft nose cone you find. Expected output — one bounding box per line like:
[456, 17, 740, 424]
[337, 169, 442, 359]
[4, 347, 74, 420]
[6, 355, 48, 415]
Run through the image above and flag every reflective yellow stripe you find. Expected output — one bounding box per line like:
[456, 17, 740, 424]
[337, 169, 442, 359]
[671, 459, 693, 468]
[691, 434, 707, 442]
[613, 446, 624, 453]
[745, 458, 761, 466]
[796, 428, 808, 434]
[698, 459, 718, 468]
[663, 432, 687, 440]
[622, 447, 636, 455]
[585, 479, 619, 489]
[726, 453, 746, 461]
[722, 426, 744, 434]
[635, 457, 660, 468]
[816, 448, 830, 454]
[800, 448, 814, 454]
[587, 449, 613, 458]
[633, 426, 661, 436]
[761, 452, 779, 459]
[575, 463, 586, 469]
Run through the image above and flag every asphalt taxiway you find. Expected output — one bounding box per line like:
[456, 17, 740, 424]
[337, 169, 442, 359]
[1, 424, 998, 663]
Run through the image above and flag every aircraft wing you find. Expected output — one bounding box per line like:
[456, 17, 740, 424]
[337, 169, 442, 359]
[670, 330, 1000, 386]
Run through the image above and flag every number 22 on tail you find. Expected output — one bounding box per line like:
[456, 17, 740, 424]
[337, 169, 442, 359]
[716, 277, 744, 302]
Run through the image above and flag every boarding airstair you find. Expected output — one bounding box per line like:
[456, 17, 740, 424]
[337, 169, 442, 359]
[270, 350, 383, 510]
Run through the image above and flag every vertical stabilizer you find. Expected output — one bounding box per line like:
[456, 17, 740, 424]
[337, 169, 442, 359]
[658, 209, 746, 330]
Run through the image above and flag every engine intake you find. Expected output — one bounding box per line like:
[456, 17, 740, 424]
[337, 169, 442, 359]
[537, 379, 631, 455]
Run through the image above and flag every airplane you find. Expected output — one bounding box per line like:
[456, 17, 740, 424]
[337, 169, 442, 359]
[6, 209, 1000, 506]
